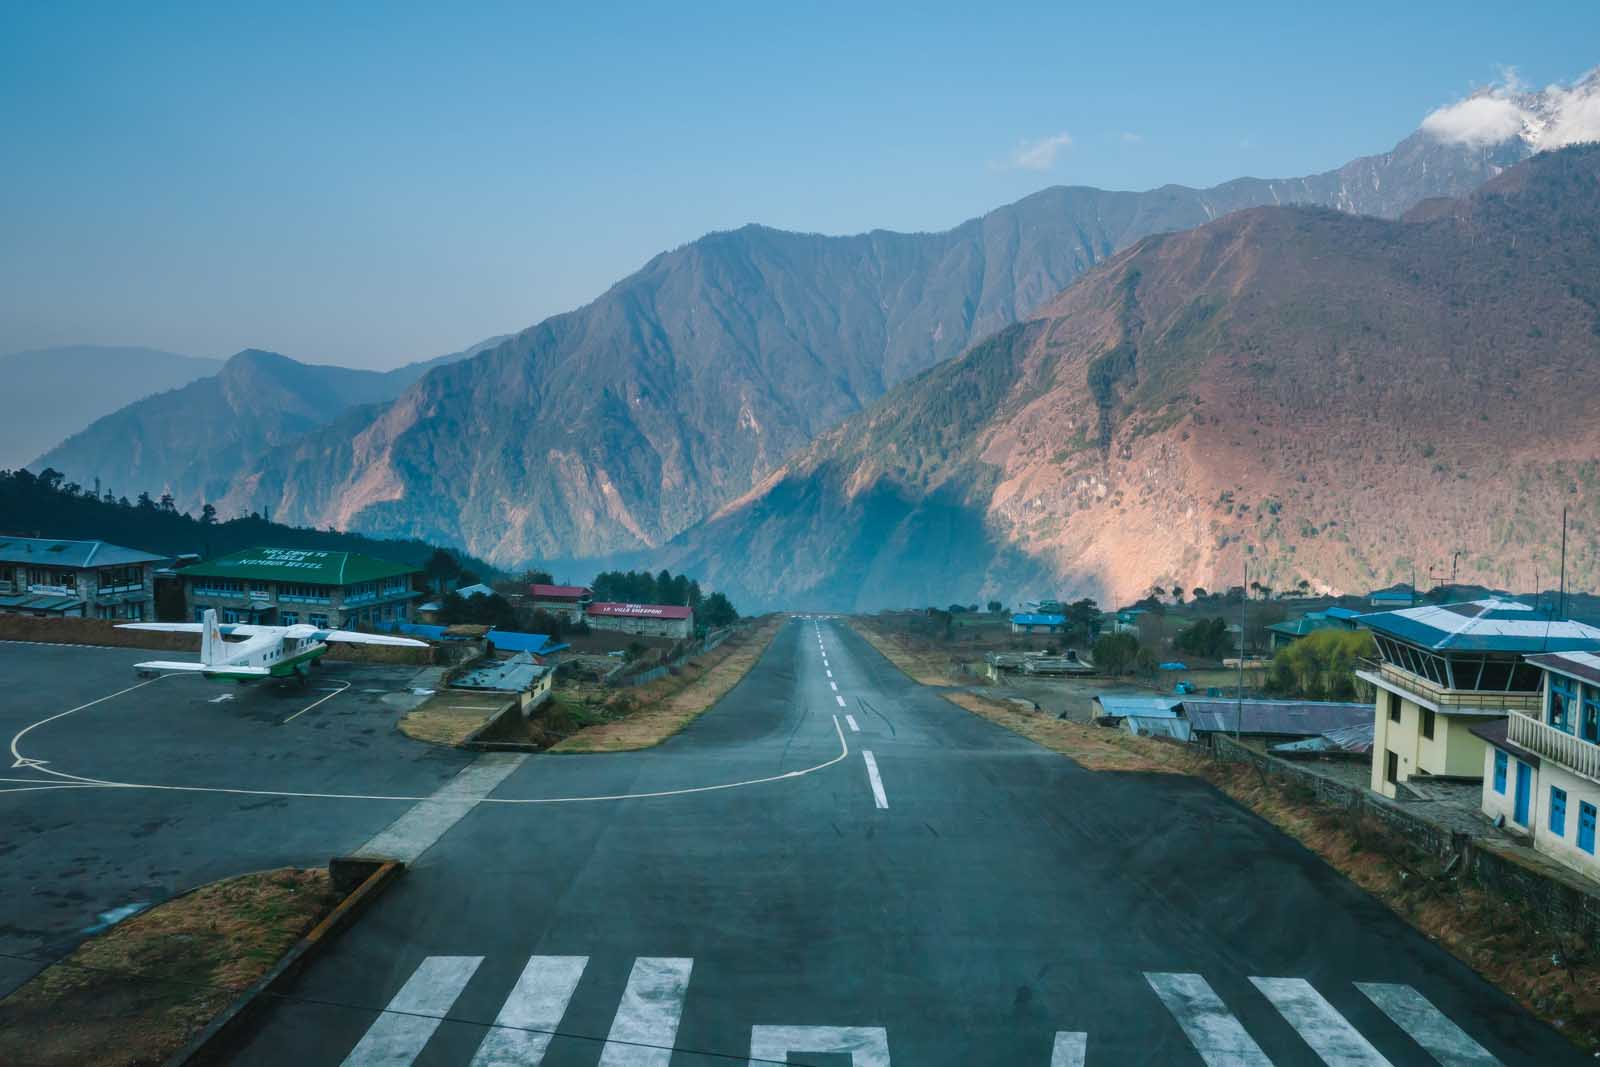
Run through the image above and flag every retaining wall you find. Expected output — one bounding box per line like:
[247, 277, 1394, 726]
[1210, 734, 1600, 945]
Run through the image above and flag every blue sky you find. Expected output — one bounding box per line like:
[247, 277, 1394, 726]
[2, 2, 1596, 369]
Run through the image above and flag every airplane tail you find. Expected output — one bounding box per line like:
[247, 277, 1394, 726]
[201, 609, 222, 667]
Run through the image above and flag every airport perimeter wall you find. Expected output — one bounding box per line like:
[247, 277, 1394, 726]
[1211, 734, 1600, 945]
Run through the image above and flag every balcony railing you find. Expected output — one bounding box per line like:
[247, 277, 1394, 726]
[1508, 710, 1600, 784]
[1359, 661, 1543, 714]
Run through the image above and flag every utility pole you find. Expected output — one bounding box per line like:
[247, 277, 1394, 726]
[1236, 558, 1246, 742]
[1559, 506, 1569, 620]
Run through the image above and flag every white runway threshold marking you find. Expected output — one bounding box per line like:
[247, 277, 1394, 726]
[469, 955, 588, 1066]
[862, 750, 889, 809]
[846, 714, 860, 733]
[342, 955, 482, 1067]
[355, 753, 527, 863]
[1051, 1031, 1088, 1067]
[748, 1025, 891, 1066]
[1145, 972, 1272, 1066]
[598, 957, 693, 1066]
[1356, 982, 1501, 1066]
[1252, 977, 1391, 1066]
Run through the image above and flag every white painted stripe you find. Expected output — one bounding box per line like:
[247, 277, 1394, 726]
[846, 715, 860, 733]
[469, 955, 588, 1066]
[826, 669, 833, 678]
[830, 681, 838, 692]
[342, 955, 482, 1066]
[748, 1025, 891, 1065]
[356, 753, 526, 863]
[1252, 977, 1390, 1066]
[1356, 983, 1501, 1066]
[1051, 1031, 1087, 1067]
[1145, 972, 1272, 1066]
[835, 694, 846, 707]
[283, 679, 353, 722]
[862, 750, 889, 809]
[598, 957, 694, 1067]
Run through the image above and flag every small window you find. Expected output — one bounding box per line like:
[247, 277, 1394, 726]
[1493, 750, 1507, 794]
[1421, 708, 1436, 740]
[1580, 802, 1596, 855]
[1388, 693, 1401, 723]
[1551, 787, 1568, 837]
[1385, 750, 1399, 785]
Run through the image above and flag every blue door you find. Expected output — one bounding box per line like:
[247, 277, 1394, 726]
[1514, 760, 1532, 825]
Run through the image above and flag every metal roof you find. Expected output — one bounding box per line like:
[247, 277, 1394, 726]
[0, 537, 165, 568]
[1093, 695, 1183, 718]
[0, 593, 85, 612]
[1011, 613, 1065, 626]
[1181, 698, 1372, 736]
[455, 583, 495, 598]
[485, 628, 563, 654]
[588, 601, 693, 620]
[179, 547, 418, 586]
[1357, 598, 1600, 653]
[452, 652, 551, 693]
[1323, 607, 1362, 621]
[1266, 613, 1349, 637]
[531, 584, 590, 599]
[1368, 583, 1418, 600]
[1273, 722, 1376, 754]
[1526, 650, 1600, 688]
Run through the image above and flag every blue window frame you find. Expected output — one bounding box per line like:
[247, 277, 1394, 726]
[1551, 786, 1568, 836]
[1581, 802, 1597, 855]
[1551, 677, 1577, 734]
[1493, 750, 1507, 794]
[1584, 686, 1600, 744]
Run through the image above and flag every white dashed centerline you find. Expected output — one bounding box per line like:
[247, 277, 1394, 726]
[862, 750, 889, 809]
[835, 694, 846, 707]
[845, 715, 860, 733]
[830, 681, 838, 692]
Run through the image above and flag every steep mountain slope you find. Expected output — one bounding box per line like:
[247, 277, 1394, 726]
[222, 127, 1530, 565]
[663, 145, 1600, 611]
[32, 338, 501, 509]
[0, 346, 220, 470]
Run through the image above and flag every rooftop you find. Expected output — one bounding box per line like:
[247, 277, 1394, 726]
[1093, 695, 1183, 718]
[587, 601, 693, 620]
[1181, 698, 1372, 737]
[0, 537, 165, 569]
[1011, 613, 1065, 626]
[1526, 650, 1600, 688]
[531, 583, 591, 599]
[451, 652, 551, 693]
[180, 547, 418, 586]
[1358, 598, 1600, 653]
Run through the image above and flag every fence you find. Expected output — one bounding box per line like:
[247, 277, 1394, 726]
[606, 626, 737, 688]
[1210, 734, 1600, 945]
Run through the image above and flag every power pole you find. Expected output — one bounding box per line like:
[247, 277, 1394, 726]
[1237, 558, 1246, 742]
[1559, 506, 1569, 620]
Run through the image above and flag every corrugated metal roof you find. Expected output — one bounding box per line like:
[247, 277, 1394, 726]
[452, 652, 551, 692]
[379, 621, 449, 640]
[531, 584, 590, 598]
[1323, 607, 1362, 621]
[1011, 613, 1065, 626]
[1094, 695, 1183, 718]
[1527, 650, 1600, 687]
[485, 629, 559, 654]
[455, 583, 495, 598]
[1181, 698, 1372, 736]
[180, 547, 417, 586]
[1358, 598, 1600, 652]
[0, 594, 85, 612]
[0, 537, 165, 568]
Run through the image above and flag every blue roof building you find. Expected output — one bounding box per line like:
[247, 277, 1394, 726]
[1011, 612, 1065, 634]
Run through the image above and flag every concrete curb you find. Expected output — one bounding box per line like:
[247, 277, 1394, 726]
[164, 857, 404, 1067]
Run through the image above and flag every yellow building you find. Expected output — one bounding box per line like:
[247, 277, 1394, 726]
[1356, 600, 1600, 799]
[1478, 651, 1600, 882]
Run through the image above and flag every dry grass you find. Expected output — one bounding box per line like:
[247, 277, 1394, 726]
[848, 618, 964, 686]
[398, 691, 511, 746]
[0, 867, 337, 1067]
[550, 617, 782, 752]
[943, 691, 1198, 774]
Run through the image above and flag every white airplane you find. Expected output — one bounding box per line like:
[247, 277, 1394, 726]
[117, 608, 428, 683]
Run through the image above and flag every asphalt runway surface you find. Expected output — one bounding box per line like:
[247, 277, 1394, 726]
[1, 622, 1582, 1064]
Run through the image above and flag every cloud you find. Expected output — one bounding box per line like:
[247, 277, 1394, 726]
[1120, 131, 1144, 144]
[1004, 131, 1073, 171]
[1422, 66, 1600, 150]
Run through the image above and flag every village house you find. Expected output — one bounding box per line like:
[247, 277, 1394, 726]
[585, 601, 694, 639]
[1357, 599, 1600, 800]
[179, 547, 421, 629]
[529, 583, 592, 622]
[0, 536, 165, 620]
[1010, 611, 1064, 635]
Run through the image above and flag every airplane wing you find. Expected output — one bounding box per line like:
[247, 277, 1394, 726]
[132, 659, 271, 675]
[118, 622, 273, 637]
[313, 630, 430, 647]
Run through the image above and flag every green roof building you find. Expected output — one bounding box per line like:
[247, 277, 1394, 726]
[178, 547, 421, 629]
